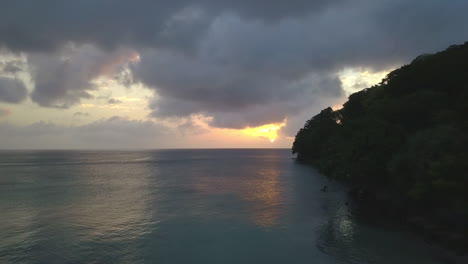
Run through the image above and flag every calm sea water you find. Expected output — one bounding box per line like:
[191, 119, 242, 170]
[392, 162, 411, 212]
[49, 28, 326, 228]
[0, 149, 441, 264]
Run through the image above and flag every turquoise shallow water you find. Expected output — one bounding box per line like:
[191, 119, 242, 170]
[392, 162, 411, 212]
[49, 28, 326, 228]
[0, 149, 441, 264]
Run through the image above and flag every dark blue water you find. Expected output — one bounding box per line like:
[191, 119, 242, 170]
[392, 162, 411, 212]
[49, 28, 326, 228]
[0, 149, 441, 264]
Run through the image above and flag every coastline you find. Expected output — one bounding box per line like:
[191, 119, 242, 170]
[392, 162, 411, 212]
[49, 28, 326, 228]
[299, 158, 468, 263]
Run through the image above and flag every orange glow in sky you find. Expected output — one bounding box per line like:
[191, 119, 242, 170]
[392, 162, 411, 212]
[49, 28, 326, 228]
[241, 122, 286, 142]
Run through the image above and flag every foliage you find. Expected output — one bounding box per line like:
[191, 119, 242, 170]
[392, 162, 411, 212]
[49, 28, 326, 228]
[292, 42, 468, 224]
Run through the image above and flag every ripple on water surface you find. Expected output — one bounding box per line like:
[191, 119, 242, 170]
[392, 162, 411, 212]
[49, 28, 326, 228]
[0, 149, 443, 264]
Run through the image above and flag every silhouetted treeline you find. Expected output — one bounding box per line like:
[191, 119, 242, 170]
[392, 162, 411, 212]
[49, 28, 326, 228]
[293, 42, 468, 250]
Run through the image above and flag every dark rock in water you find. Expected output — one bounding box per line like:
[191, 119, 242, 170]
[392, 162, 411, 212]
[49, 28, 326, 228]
[320, 185, 328, 192]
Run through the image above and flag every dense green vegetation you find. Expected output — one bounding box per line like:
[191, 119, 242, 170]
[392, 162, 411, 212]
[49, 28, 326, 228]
[293, 42, 468, 248]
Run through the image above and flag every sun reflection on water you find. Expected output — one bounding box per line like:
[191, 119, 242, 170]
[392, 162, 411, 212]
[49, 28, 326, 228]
[192, 157, 284, 228]
[62, 163, 156, 243]
[241, 168, 282, 227]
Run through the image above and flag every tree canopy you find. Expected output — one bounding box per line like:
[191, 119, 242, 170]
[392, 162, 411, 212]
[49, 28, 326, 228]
[293, 42, 468, 244]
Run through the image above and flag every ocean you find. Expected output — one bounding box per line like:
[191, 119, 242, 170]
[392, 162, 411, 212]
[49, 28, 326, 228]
[0, 149, 441, 263]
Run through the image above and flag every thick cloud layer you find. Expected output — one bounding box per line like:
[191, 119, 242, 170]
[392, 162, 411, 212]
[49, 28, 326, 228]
[0, 0, 342, 52]
[0, 77, 28, 103]
[28, 45, 137, 108]
[1, 0, 468, 131]
[131, 1, 468, 128]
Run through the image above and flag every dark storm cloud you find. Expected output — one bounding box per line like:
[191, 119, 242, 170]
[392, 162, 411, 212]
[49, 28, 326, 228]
[210, 76, 344, 128]
[0, 0, 342, 52]
[28, 45, 136, 108]
[1, 0, 468, 130]
[28, 52, 95, 108]
[0, 77, 28, 103]
[132, 0, 468, 128]
[142, 66, 344, 128]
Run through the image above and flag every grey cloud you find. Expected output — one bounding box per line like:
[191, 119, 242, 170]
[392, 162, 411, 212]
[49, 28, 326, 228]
[108, 98, 122, 104]
[132, 0, 468, 130]
[136, 49, 299, 114]
[29, 45, 136, 108]
[1, 0, 467, 133]
[0, 0, 342, 53]
[210, 75, 344, 129]
[73, 112, 90, 117]
[0, 117, 173, 149]
[1, 61, 25, 74]
[143, 70, 344, 129]
[29, 52, 95, 108]
[203, 0, 344, 21]
[177, 119, 208, 136]
[77, 116, 170, 144]
[0, 1, 181, 52]
[0, 77, 28, 103]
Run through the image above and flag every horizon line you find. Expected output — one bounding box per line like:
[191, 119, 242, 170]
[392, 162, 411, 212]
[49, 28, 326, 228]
[0, 147, 291, 151]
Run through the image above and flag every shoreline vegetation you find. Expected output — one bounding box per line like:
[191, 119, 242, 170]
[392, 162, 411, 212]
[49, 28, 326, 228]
[292, 42, 468, 257]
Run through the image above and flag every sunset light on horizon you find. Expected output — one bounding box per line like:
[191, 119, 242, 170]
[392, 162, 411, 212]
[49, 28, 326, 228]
[0, 1, 466, 263]
[0, 1, 466, 150]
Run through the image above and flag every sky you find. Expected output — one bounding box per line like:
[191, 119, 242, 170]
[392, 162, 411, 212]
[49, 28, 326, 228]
[0, 0, 467, 149]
